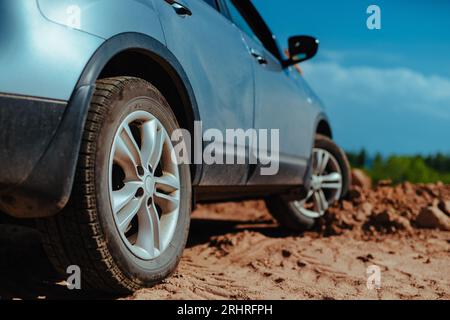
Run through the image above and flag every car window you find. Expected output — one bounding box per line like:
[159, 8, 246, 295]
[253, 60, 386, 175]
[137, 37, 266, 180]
[223, 0, 282, 61]
[202, 0, 219, 10]
[223, 0, 262, 44]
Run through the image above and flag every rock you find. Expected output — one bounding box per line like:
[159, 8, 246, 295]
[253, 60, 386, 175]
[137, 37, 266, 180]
[432, 198, 440, 208]
[353, 211, 366, 222]
[281, 249, 292, 258]
[377, 180, 392, 187]
[351, 169, 372, 189]
[357, 254, 374, 263]
[373, 209, 393, 224]
[297, 260, 307, 268]
[421, 184, 439, 197]
[347, 188, 362, 201]
[354, 203, 373, 222]
[438, 200, 450, 216]
[328, 224, 345, 236]
[393, 216, 413, 232]
[415, 207, 450, 231]
[360, 203, 373, 216]
[402, 182, 414, 194]
[340, 213, 356, 227]
[274, 278, 285, 284]
[342, 201, 354, 211]
[373, 208, 413, 232]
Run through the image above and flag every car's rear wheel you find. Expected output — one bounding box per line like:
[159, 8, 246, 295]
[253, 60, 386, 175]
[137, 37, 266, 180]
[266, 134, 351, 230]
[37, 77, 191, 294]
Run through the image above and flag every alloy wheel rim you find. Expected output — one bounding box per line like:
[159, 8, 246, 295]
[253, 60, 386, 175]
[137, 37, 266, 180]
[108, 110, 180, 260]
[291, 148, 343, 219]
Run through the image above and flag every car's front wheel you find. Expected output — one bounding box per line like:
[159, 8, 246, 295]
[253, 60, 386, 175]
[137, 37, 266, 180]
[37, 77, 191, 294]
[266, 134, 351, 231]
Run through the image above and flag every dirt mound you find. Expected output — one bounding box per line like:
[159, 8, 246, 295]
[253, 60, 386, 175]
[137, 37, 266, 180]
[351, 169, 372, 190]
[318, 183, 450, 237]
[130, 183, 449, 300]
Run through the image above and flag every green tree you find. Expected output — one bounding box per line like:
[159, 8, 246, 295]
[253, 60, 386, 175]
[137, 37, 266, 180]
[345, 152, 450, 184]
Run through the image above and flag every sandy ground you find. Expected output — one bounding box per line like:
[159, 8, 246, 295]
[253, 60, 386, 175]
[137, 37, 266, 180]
[130, 201, 449, 300]
[0, 185, 449, 300]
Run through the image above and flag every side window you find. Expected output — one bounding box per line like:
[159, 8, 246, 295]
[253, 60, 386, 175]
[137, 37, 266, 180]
[202, 0, 218, 10]
[223, 0, 261, 44]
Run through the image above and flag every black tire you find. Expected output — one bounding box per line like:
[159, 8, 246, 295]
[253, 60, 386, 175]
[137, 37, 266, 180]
[266, 134, 351, 231]
[37, 77, 191, 294]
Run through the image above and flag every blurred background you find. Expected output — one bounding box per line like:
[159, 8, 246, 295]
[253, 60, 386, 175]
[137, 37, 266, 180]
[254, 0, 450, 183]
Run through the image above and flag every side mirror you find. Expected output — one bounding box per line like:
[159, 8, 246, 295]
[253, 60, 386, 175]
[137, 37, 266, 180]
[283, 36, 319, 68]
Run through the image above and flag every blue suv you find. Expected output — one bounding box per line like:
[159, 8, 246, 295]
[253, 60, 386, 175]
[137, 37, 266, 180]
[0, 0, 350, 293]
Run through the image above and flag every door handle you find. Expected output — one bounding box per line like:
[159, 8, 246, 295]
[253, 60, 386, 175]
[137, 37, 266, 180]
[165, 0, 192, 16]
[250, 48, 268, 65]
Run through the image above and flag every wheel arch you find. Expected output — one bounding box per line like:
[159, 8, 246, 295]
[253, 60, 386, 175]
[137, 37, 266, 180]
[76, 33, 202, 184]
[315, 117, 333, 139]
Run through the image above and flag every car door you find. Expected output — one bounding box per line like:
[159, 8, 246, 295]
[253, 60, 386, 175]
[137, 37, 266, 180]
[154, 0, 255, 186]
[221, 0, 317, 186]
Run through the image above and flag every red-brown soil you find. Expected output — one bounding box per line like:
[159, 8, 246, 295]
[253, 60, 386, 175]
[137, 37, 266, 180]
[1, 183, 449, 300]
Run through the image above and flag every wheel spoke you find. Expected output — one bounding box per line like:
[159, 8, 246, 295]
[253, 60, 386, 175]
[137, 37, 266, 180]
[136, 203, 161, 258]
[316, 150, 330, 175]
[319, 189, 329, 211]
[320, 172, 342, 190]
[114, 125, 142, 177]
[321, 183, 342, 190]
[313, 192, 322, 212]
[123, 125, 141, 160]
[141, 120, 165, 170]
[155, 173, 180, 193]
[154, 191, 179, 213]
[314, 190, 328, 213]
[319, 190, 329, 211]
[116, 198, 143, 233]
[141, 120, 157, 167]
[111, 182, 142, 214]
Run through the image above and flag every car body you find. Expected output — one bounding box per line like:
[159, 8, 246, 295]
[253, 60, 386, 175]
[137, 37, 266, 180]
[0, 0, 350, 292]
[0, 0, 331, 219]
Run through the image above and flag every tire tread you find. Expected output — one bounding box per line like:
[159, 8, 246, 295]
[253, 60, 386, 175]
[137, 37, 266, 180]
[36, 77, 166, 293]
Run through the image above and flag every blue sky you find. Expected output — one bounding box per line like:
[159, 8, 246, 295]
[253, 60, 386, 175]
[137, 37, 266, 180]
[254, 0, 450, 155]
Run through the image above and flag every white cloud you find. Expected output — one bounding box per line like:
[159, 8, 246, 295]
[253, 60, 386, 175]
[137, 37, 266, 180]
[302, 62, 450, 120]
[319, 49, 403, 66]
[301, 62, 450, 154]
